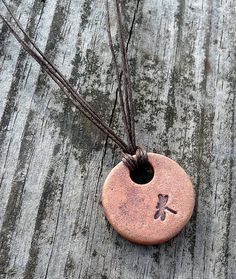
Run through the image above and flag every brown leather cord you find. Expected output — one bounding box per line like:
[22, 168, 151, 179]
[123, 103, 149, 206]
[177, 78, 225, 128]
[114, 0, 136, 150]
[1, 0, 149, 171]
[105, 0, 134, 154]
[122, 146, 148, 171]
[0, 1, 129, 152]
[106, 0, 149, 169]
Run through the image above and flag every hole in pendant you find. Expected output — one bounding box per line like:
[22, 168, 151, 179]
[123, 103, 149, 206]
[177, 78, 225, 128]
[130, 162, 154, 185]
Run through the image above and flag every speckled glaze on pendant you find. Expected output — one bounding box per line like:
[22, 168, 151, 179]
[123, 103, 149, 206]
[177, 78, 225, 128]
[101, 153, 195, 245]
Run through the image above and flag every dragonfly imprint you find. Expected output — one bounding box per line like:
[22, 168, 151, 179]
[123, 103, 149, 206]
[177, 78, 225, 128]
[154, 194, 177, 221]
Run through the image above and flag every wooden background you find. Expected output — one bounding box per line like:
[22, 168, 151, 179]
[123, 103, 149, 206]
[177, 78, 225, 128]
[0, 0, 236, 278]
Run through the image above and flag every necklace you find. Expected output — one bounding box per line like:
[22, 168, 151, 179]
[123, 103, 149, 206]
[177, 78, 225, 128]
[0, 0, 195, 245]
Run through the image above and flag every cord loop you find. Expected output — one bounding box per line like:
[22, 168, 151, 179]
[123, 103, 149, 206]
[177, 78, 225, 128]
[122, 146, 149, 171]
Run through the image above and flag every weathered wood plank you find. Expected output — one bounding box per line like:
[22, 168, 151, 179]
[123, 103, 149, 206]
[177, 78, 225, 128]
[0, 0, 235, 278]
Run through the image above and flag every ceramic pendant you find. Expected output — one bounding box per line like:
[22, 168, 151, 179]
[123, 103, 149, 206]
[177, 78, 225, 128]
[102, 153, 195, 245]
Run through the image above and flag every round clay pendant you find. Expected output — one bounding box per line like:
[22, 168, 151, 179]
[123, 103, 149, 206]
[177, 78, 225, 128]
[102, 153, 195, 245]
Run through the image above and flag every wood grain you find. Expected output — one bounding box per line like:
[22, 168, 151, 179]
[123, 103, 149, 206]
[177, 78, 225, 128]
[0, 0, 235, 278]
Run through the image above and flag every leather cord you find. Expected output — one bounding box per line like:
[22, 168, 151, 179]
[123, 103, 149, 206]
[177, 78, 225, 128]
[122, 146, 148, 171]
[1, 0, 149, 170]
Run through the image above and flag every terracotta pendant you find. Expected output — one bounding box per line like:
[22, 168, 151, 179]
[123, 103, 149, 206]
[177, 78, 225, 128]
[102, 153, 195, 245]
